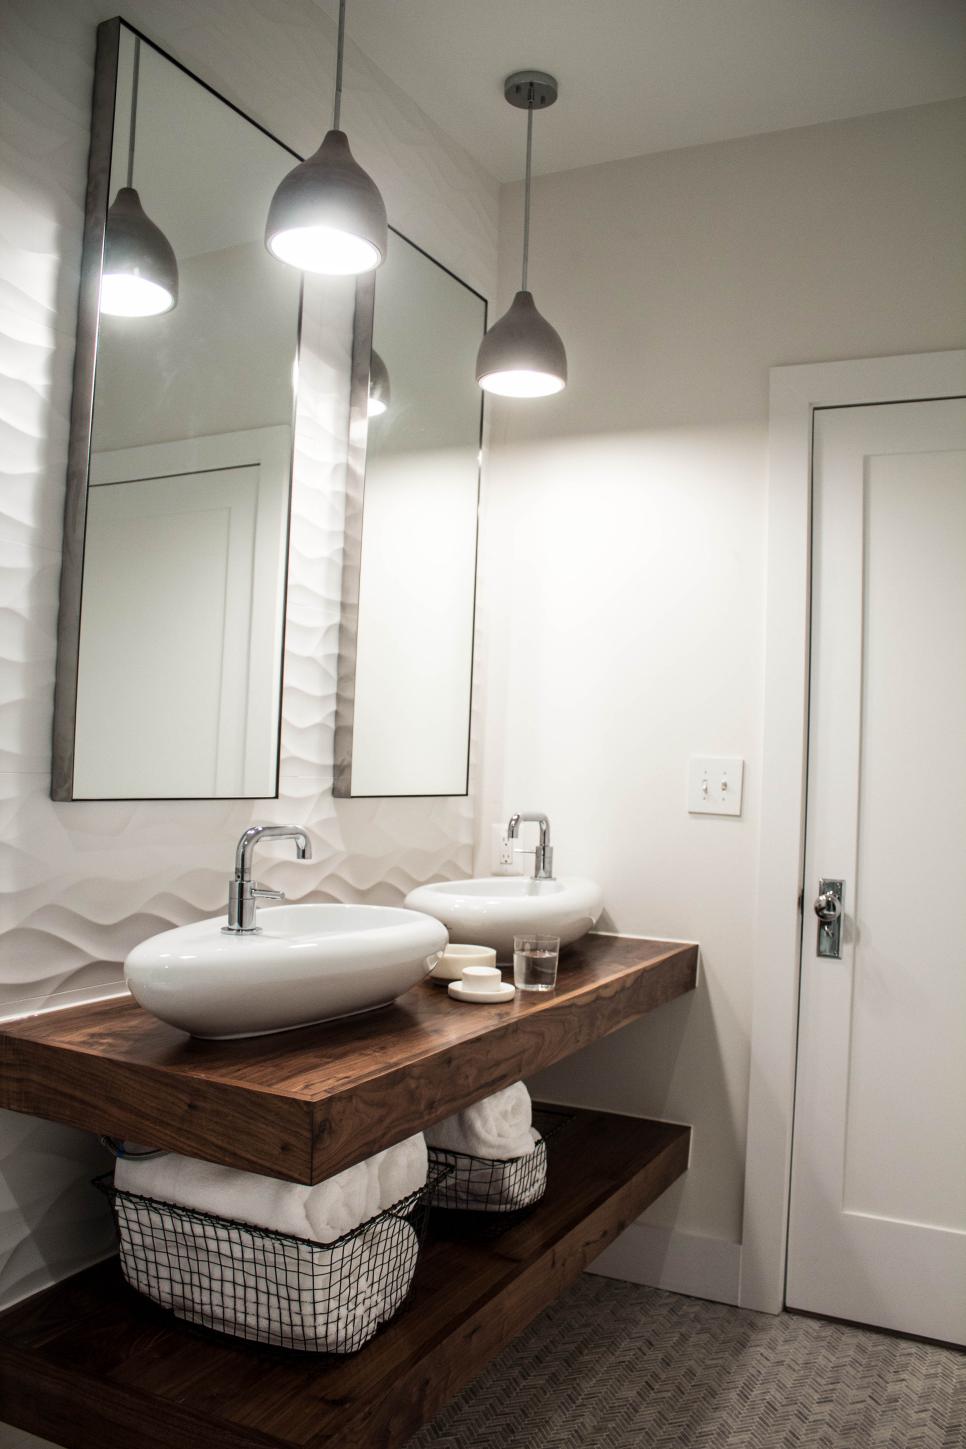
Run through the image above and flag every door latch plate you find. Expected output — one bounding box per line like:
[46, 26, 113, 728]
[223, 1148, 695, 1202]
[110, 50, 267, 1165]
[816, 877, 844, 959]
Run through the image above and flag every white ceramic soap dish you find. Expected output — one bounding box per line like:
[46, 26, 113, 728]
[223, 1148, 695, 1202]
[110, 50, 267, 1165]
[447, 965, 515, 1004]
[431, 942, 498, 984]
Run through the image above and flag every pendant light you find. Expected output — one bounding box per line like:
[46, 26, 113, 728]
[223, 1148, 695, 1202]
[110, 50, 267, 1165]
[476, 72, 566, 398]
[367, 349, 391, 417]
[265, 0, 387, 275]
[100, 37, 179, 317]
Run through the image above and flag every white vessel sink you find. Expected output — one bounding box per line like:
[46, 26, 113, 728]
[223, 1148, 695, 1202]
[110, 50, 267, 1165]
[124, 903, 448, 1039]
[404, 877, 603, 961]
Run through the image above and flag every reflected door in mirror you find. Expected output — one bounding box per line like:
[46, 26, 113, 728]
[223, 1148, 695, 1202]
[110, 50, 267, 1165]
[53, 21, 301, 799]
[73, 430, 290, 798]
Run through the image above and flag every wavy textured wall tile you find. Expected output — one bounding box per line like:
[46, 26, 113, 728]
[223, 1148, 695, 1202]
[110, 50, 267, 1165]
[0, 0, 496, 1313]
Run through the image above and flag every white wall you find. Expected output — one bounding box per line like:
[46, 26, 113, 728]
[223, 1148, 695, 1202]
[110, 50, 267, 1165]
[0, 0, 496, 1313]
[477, 98, 966, 1287]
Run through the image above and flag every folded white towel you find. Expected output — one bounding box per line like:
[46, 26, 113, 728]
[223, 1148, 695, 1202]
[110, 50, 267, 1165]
[116, 1199, 419, 1352]
[425, 1082, 535, 1160]
[114, 1133, 428, 1245]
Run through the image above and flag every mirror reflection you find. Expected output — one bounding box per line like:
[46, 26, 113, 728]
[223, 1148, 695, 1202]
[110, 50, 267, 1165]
[336, 233, 486, 797]
[59, 23, 301, 799]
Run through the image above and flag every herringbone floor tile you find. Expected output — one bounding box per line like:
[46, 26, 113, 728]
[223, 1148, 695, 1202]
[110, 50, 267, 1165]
[407, 1275, 965, 1448]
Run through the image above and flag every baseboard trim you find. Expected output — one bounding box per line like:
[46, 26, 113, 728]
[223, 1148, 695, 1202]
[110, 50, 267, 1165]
[587, 1222, 742, 1306]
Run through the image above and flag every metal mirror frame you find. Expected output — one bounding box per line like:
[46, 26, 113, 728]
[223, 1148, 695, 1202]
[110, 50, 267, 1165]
[52, 16, 303, 802]
[333, 237, 487, 799]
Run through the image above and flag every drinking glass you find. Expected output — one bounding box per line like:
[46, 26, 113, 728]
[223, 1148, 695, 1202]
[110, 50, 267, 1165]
[513, 934, 560, 992]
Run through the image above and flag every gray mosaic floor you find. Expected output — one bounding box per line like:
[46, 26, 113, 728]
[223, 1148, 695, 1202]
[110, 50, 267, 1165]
[407, 1275, 965, 1448]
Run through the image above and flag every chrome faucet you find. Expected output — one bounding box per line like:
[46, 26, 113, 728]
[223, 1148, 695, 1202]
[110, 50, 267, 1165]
[223, 824, 311, 933]
[506, 812, 554, 880]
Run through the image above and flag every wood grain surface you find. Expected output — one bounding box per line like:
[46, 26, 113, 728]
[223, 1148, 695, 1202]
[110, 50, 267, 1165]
[0, 934, 697, 1182]
[0, 1106, 690, 1449]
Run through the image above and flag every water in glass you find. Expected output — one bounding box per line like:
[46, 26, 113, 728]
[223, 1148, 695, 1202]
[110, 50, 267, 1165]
[513, 935, 560, 992]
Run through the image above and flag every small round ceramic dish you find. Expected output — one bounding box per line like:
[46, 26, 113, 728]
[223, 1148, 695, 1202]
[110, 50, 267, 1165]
[431, 943, 498, 984]
[447, 965, 515, 1004]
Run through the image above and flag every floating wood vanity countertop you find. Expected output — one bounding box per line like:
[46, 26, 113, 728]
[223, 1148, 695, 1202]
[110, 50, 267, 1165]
[0, 933, 697, 1182]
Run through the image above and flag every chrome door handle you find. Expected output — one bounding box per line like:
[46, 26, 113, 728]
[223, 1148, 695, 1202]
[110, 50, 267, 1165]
[813, 892, 841, 923]
[813, 878, 844, 958]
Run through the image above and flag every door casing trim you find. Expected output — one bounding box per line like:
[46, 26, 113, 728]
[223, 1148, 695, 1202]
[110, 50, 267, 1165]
[739, 349, 966, 1313]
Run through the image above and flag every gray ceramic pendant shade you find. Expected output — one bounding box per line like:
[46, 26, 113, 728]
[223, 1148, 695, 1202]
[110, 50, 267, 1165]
[100, 187, 179, 316]
[476, 290, 566, 397]
[476, 72, 566, 397]
[269, 134, 387, 275]
[265, 0, 387, 275]
[266, 129, 386, 274]
[368, 348, 391, 416]
[100, 39, 179, 317]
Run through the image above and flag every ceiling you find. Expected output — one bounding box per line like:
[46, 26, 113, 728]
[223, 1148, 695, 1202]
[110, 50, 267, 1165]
[321, 0, 966, 182]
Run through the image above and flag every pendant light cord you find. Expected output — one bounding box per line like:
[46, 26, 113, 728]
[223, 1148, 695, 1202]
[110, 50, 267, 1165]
[333, 0, 346, 130]
[521, 82, 534, 291]
[126, 36, 140, 190]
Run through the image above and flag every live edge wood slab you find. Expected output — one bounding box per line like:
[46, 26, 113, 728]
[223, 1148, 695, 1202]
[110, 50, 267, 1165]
[0, 1107, 690, 1449]
[0, 934, 697, 1183]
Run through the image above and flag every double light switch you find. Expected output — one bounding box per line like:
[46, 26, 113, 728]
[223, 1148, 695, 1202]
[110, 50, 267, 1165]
[687, 756, 744, 816]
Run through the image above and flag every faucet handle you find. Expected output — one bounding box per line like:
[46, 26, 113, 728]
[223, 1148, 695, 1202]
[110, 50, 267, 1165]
[513, 844, 554, 880]
[251, 884, 285, 903]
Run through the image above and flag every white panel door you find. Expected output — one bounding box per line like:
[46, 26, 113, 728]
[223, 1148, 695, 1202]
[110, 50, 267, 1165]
[787, 397, 966, 1343]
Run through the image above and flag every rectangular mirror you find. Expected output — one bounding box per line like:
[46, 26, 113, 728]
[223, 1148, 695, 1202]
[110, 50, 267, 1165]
[335, 233, 486, 797]
[53, 19, 302, 800]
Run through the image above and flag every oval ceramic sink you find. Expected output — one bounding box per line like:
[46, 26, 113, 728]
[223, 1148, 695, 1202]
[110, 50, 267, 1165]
[124, 903, 448, 1039]
[404, 877, 603, 961]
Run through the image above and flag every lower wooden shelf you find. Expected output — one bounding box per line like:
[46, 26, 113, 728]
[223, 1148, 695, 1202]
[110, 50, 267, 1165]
[0, 1107, 689, 1449]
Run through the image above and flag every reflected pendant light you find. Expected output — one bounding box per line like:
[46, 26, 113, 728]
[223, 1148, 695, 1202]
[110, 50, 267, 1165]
[265, 0, 387, 275]
[476, 72, 566, 398]
[367, 348, 391, 416]
[100, 37, 179, 317]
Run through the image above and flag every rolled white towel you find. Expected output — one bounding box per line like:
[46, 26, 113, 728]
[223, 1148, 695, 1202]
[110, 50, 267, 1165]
[430, 1131, 546, 1213]
[114, 1132, 428, 1244]
[115, 1152, 316, 1239]
[425, 1082, 535, 1160]
[371, 1132, 429, 1211]
[117, 1199, 419, 1352]
[303, 1134, 428, 1243]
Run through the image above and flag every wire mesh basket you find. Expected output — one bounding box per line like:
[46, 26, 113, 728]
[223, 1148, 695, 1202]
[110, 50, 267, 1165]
[96, 1169, 445, 1354]
[426, 1107, 573, 1237]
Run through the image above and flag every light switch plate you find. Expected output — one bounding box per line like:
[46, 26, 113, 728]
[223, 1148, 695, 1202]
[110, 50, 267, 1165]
[687, 756, 744, 816]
